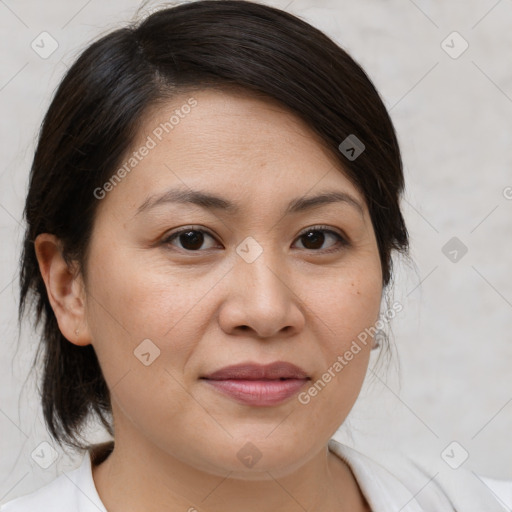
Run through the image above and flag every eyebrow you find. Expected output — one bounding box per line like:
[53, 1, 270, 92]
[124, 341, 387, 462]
[135, 187, 364, 218]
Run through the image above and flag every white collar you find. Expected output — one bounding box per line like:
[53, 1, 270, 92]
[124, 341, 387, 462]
[328, 439, 427, 511]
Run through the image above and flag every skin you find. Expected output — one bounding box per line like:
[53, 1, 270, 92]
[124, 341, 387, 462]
[35, 88, 382, 512]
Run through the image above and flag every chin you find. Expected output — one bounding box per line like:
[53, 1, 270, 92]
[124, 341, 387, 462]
[188, 432, 315, 479]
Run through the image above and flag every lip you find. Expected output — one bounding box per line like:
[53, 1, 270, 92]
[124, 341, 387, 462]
[201, 362, 310, 406]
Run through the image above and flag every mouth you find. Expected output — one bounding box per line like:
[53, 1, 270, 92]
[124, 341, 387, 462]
[200, 361, 310, 406]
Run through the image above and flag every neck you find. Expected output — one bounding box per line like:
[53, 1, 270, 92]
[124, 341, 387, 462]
[91, 437, 369, 512]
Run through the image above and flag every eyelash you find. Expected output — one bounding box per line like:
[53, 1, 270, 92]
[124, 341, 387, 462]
[161, 225, 349, 254]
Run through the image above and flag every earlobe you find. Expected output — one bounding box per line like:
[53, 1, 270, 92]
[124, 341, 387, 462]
[34, 233, 91, 346]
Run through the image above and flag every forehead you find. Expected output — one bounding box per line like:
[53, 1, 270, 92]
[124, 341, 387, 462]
[98, 88, 366, 216]
[138, 87, 332, 158]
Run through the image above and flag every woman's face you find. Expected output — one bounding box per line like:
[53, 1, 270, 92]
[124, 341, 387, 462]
[81, 88, 383, 477]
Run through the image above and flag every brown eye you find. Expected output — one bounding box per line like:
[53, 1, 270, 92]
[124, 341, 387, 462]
[294, 226, 348, 252]
[163, 228, 218, 252]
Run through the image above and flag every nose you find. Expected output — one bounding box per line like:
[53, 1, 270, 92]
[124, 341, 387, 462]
[217, 247, 305, 339]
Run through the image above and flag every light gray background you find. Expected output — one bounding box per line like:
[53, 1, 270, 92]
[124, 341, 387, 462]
[1, 0, 511, 505]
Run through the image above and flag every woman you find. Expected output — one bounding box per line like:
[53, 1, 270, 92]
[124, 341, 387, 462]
[1, 1, 508, 510]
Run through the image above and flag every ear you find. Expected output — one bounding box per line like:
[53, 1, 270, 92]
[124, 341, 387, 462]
[34, 233, 91, 346]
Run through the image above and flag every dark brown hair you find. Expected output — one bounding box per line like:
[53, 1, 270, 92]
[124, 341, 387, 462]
[19, 0, 409, 451]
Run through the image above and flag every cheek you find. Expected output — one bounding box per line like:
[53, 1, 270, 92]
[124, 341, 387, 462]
[312, 265, 382, 349]
[83, 243, 237, 401]
[85, 245, 213, 343]
[305, 268, 382, 403]
[83, 251, 206, 435]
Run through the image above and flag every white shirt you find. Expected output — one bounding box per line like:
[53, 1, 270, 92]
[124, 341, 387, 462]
[1, 439, 510, 511]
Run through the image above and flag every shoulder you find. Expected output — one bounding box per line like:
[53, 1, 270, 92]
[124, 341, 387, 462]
[0, 470, 78, 512]
[1, 445, 110, 512]
[328, 438, 511, 511]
